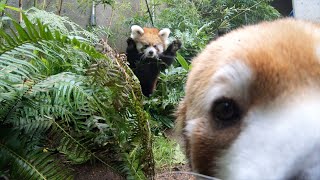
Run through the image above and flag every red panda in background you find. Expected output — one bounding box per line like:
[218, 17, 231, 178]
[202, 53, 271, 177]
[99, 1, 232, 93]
[130, 25, 170, 58]
[126, 25, 181, 97]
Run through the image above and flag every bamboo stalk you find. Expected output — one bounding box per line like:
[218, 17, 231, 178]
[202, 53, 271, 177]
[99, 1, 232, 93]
[19, 0, 22, 23]
[90, 1, 96, 26]
[57, 0, 63, 15]
[42, 0, 46, 9]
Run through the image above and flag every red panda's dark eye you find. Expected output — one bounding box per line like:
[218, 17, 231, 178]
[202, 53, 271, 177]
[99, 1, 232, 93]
[211, 97, 242, 129]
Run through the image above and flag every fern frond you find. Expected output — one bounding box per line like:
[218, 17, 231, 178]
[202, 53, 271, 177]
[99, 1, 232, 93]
[50, 121, 122, 174]
[0, 143, 73, 180]
[26, 7, 99, 43]
[88, 59, 154, 178]
[89, 25, 112, 39]
[7, 73, 93, 132]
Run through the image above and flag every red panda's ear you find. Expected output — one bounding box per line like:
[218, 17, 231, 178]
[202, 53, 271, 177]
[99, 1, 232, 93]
[131, 25, 144, 39]
[159, 28, 171, 41]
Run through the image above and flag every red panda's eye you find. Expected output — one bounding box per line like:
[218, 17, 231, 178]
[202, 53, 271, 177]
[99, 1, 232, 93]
[211, 97, 242, 129]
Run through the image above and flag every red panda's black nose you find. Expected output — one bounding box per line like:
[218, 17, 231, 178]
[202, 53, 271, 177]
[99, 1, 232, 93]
[149, 51, 154, 55]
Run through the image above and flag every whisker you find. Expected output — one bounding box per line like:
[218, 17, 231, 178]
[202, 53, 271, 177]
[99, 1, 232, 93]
[157, 171, 221, 180]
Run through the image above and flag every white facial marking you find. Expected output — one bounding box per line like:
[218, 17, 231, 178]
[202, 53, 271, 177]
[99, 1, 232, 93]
[156, 44, 164, 53]
[204, 61, 253, 112]
[219, 93, 320, 180]
[144, 46, 158, 58]
[185, 118, 199, 138]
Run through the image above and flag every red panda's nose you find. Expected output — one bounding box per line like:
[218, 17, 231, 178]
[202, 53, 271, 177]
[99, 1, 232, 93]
[149, 51, 154, 56]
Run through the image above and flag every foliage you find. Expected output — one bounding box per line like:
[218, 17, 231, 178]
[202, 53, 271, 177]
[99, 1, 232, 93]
[195, 0, 281, 33]
[144, 54, 189, 130]
[26, 7, 100, 43]
[153, 135, 186, 170]
[0, 6, 154, 180]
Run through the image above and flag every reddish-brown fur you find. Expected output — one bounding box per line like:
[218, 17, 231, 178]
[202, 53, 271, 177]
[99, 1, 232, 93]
[135, 27, 165, 47]
[176, 18, 320, 176]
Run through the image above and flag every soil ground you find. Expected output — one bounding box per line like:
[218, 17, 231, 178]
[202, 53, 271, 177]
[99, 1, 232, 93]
[73, 163, 195, 180]
[155, 164, 195, 180]
[73, 163, 123, 180]
[73, 129, 196, 180]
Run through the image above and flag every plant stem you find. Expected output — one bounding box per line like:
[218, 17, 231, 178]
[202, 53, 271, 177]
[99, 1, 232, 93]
[57, 0, 63, 16]
[18, 0, 22, 23]
[42, 0, 46, 10]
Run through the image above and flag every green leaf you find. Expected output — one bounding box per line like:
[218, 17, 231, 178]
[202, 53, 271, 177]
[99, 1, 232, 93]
[176, 53, 190, 71]
[0, 2, 5, 12]
[0, 143, 73, 180]
[4, 5, 22, 12]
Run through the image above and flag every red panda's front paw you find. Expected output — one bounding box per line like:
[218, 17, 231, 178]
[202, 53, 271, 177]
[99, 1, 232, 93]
[126, 37, 137, 51]
[127, 37, 135, 45]
[170, 40, 182, 52]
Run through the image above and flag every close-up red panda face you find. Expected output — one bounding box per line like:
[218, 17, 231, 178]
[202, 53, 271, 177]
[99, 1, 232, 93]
[176, 18, 320, 180]
[130, 25, 170, 59]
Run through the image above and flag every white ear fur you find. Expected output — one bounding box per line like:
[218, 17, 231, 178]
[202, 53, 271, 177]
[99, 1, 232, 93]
[131, 25, 144, 39]
[159, 28, 171, 40]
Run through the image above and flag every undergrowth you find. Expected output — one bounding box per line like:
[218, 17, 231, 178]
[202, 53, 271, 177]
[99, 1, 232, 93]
[153, 136, 186, 171]
[0, 5, 154, 179]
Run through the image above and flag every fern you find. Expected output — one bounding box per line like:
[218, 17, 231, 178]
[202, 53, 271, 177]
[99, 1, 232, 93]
[0, 7, 154, 179]
[0, 143, 73, 180]
[26, 7, 100, 43]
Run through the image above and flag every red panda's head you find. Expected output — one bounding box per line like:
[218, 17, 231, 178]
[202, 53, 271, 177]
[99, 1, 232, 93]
[130, 25, 170, 59]
[176, 18, 320, 179]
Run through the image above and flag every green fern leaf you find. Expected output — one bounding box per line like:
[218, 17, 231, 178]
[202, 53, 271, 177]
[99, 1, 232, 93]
[0, 9, 155, 179]
[0, 143, 73, 180]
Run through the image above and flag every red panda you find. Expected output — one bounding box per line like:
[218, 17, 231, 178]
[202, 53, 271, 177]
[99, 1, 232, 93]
[176, 18, 320, 179]
[130, 25, 170, 58]
[126, 25, 181, 97]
